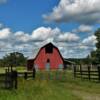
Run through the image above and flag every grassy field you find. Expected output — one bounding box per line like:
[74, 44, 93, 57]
[0, 68, 100, 100]
[0, 67, 27, 74]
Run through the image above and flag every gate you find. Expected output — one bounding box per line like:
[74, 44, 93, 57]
[0, 69, 18, 89]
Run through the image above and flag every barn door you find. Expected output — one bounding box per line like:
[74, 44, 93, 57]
[45, 59, 50, 71]
[58, 64, 63, 71]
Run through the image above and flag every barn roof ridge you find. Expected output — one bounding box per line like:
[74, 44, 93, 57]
[33, 42, 64, 61]
[64, 59, 75, 64]
[41, 42, 56, 48]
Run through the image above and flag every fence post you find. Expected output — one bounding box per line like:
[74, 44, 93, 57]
[12, 71, 18, 89]
[5, 71, 12, 89]
[5, 69, 8, 89]
[24, 72, 27, 80]
[80, 65, 82, 79]
[98, 66, 100, 82]
[73, 65, 76, 78]
[88, 66, 91, 80]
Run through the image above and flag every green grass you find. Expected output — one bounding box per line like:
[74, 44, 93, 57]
[0, 67, 27, 74]
[0, 67, 6, 74]
[0, 69, 100, 100]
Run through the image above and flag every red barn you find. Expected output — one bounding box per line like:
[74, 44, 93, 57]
[27, 43, 64, 70]
[34, 43, 64, 70]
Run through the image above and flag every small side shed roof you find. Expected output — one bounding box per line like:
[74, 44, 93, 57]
[64, 59, 75, 65]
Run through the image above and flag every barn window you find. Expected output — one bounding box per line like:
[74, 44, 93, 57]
[45, 45, 53, 53]
[47, 59, 50, 63]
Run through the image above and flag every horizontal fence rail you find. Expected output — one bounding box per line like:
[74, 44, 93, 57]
[73, 65, 100, 82]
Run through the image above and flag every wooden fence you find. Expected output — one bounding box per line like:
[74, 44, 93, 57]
[73, 65, 100, 82]
[18, 71, 35, 79]
[0, 70, 36, 89]
[0, 70, 18, 89]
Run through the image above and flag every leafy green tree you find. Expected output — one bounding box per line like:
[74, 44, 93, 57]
[90, 28, 100, 64]
[2, 52, 27, 67]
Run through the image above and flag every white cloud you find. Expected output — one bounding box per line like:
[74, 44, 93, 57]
[82, 35, 97, 45]
[14, 31, 32, 43]
[0, 41, 6, 48]
[32, 27, 60, 41]
[32, 27, 80, 43]
[43, 0, 100, 24]
[56, 42, 92, 58]
[73, 24, 93, 33]
[0, 26, 97, 58]
[0, 28, 11, 39]
[56, 32, 80, 42]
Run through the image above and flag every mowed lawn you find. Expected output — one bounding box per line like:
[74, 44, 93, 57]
[0, 68, 100, 100]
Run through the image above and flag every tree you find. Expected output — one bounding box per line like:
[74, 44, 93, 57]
[2, 52, 27, 67]
[90, 28, 100, 64]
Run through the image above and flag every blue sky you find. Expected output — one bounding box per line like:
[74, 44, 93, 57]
[0, 0, 100, 58]
[0, 0, 79, 33]
[0, 0, 59, 32]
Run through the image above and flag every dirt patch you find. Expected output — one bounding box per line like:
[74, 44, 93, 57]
[72, 90, 100, 100]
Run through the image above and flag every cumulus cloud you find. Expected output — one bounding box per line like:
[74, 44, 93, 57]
[14, 31, 32, 43]
[55, 42, 94, 58]
[0, 25, 97, 58]
[32, 27, 60, 41]
[0, 28, 11, 39]
[32, 27, 80, 43]
[56, 32, 80, 42]
[82, 35, 97, 45]
[72, 24, 93, 33]
[43, 0, 100, 24]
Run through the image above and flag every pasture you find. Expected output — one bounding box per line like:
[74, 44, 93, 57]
[0, 67, 100, 100]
